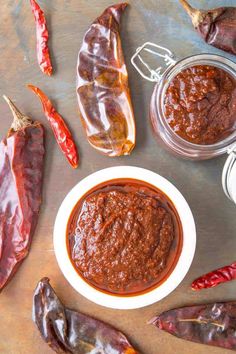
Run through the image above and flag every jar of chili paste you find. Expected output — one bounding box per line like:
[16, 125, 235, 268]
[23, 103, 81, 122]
[131, 43, 236, 160]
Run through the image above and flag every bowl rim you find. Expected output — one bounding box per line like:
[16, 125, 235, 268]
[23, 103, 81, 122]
[53, 166, 196, 309]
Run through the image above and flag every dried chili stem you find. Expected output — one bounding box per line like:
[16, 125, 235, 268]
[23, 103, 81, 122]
[179, 0, 202, 27]
[179, 0, 195, 17]
[3, 95, 32, 134]
[179, 0, 236, 55]
[179, 318, 225, 329]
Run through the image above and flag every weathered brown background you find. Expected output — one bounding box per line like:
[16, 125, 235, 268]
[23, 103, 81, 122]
[0, 0, 236, 353]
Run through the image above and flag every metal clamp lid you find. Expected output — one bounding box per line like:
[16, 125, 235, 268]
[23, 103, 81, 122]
[131, 42, 176, 83]
[222, 143, 236, 202]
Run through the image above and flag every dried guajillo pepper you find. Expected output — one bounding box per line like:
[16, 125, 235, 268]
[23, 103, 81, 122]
[0, 96, 44, 291]
[30, 0, 53, 76]
[28, 85, 79, 168]
[33, 278, 138, 354]
[77, 3, 136, 157]
[192, 261, 236, 290]
[179, 0, 236, 55]
[151, 302, 236, 351]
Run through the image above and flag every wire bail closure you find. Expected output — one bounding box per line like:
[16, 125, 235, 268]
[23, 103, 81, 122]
[131, 42, 177, 82]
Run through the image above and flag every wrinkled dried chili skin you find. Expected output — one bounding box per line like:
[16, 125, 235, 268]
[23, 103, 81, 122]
[28, 85, 79, 168]
[77, 3, 136, 157]
[192, 262, 236, 290]
[0, 123, 44, 290]
[151, 302, 236, 350]
[30, 0, 53, 75]
[196, 8, 236, 55]
[33, 278, 138, 354]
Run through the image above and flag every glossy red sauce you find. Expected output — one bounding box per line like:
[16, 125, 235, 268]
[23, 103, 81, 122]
[67, 179, 183, 296]
[164, 65, 236, 145]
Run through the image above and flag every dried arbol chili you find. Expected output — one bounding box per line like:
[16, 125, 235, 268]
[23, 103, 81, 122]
[30, 0, 53, 76]
[0, 96, 44, 291]
[33, 278, 138, 354]
[151, 302, 236, 350]
[192, 261, 236, 290]
[28, 85, 79, 168]
[77, 3, 136, 157]
[179, 0, 236, 55]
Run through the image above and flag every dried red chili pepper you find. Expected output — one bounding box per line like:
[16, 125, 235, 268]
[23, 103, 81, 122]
[30, 0, 53, 76]
[28, 85, 79, 169]
[33, 278, 138, 354]
[0, 96, 44, 291]
[179, 0, 236, 55]
[77, 3, 136, 157]
[191, 261, 236, 290]
[151, 302, 236, 351]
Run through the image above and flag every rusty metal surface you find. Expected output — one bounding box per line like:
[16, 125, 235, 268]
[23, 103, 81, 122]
[0, 1, 236, 353]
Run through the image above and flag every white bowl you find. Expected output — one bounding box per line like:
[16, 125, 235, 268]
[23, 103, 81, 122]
[54, 166, 196, 309]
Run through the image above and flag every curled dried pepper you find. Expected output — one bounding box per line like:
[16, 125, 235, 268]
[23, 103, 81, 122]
[191, 261, 236, 290]
[33, 278, 138, 354]
[179, 0, 236, 55]
[0, 96, 45, 291]
[28, 85, 79, 169]
[77, 3, 136, 157]
[30, 0, 53, 76]
[151, 302, 236, 351]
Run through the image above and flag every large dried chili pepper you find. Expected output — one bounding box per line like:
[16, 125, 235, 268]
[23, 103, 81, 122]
[0, 96, 44, 291]
[33, 278, 138, 354]
[28, 85, 79, 169]
[30, 0, 53, 76]
[77, 3, 136, 157]
[192, 261, 236, 291]
[151, 302, 236, 351]
[179, 0, 236, 55]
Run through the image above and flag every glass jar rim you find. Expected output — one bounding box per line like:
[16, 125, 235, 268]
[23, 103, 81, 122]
[155, 53, 236, 153]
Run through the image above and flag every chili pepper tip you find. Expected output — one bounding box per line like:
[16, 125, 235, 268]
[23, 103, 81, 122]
[72, 163, 79, 169]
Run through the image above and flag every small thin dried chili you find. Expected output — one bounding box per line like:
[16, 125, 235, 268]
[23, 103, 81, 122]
[28, 85, 79, 169]
[192, 261, 236, 290]
[30, 0, 53, 76]
[33, 278, 138, 354]
[179, 0, 236, 55]
[151, 302, 236, 351]
[0, 96, 45, 291]
[77, 3, 136, 157]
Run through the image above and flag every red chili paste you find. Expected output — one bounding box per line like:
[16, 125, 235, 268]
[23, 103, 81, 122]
[164, 65, 236, 145]
[67, 180, 182, 295]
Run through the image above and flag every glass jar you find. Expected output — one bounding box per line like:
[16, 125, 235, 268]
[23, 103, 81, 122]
[131, 43, 236, 160]
[222, 143, 236, 204]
